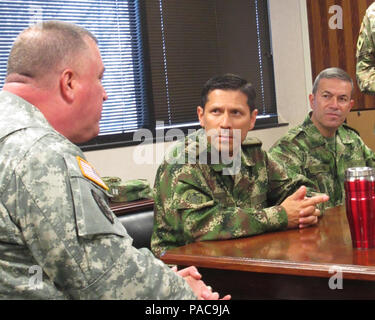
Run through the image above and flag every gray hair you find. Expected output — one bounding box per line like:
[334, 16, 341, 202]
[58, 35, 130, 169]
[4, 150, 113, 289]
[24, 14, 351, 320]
[312, 67, 354, 96]
[7, 21, 97, 79]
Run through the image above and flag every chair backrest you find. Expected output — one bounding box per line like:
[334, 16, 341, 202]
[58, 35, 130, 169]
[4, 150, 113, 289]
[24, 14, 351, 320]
[117, 210, 154, 249]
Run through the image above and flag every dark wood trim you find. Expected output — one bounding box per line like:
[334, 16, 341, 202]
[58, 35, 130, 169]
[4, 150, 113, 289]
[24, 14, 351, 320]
[109, 198, 154, 216]
[306, 0, 375, 110]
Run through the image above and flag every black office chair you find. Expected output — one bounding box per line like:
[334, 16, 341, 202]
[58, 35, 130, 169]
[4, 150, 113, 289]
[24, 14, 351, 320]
[118, 210, 154, 249]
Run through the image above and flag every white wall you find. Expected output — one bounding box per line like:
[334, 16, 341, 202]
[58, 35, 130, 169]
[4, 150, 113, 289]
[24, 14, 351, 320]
[85, 0, 313, 186]
[249, 0, 312, 147]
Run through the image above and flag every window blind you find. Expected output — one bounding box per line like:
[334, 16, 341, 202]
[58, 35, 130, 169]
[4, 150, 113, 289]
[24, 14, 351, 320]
[0, 0, 149, 145]
[145, 0, 278, 129]
[0, 0, 279, 150]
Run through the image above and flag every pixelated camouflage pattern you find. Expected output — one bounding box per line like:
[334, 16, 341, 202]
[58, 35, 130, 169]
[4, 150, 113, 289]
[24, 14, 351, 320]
[151, 129, 309, 257]
[356, 2, 375, 93]
[0, 91, 196, 300]
[269, 115, 375, 209]
[102, 177, 153, 203]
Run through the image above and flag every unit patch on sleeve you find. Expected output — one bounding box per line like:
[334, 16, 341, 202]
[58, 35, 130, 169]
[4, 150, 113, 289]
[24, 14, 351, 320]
[76, 156, 109, 190]
[91, 190, 114, 224]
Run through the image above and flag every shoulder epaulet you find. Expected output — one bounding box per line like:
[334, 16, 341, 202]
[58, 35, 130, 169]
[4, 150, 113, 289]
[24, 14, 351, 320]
[281, 125, 305, 142]
[242, 136, 262, 147]
[342, 123, 360, 136]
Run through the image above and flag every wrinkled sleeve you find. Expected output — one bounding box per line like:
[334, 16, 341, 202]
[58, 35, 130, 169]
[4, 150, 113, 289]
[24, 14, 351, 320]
[151, 162, 288, 257]
[268, 141, 321, 198]
[356, 9, 375, 94]
[267, 144, 335, 207]
[5, 139, 196, 300]
[268, 140, 328, 214]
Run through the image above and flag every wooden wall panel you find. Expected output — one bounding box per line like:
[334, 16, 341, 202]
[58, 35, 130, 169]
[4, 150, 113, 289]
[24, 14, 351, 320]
[346, 111, 375, 151]
[306, 0, 375, 110]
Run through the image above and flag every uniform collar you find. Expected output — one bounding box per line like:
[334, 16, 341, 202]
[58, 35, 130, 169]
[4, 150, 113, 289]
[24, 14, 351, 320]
[301, 114, 326, 147]
[301, 113, 355, 147]
[185, 128, 255, 172]
[0, 90, 53, 139]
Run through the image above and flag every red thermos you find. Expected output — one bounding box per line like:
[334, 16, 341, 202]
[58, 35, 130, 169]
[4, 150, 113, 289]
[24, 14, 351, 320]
[344, 167, 375, 249]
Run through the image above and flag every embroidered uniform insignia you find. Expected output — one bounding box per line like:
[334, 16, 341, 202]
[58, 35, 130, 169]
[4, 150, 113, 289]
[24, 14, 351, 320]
[91, 190, 114, 224]
[76, 156, 109, 190]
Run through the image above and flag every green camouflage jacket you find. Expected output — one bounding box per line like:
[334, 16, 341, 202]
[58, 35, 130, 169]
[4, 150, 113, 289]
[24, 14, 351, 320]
[357, 2, 375, 93]
[151, 129, 309, 257]
[269, 115, 375, 209]
[0, 90, 195, 300]
[102, 177, 153, 203]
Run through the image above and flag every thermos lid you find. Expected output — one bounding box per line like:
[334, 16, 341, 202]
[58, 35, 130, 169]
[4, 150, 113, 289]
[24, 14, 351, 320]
[345, 167, 375, 179]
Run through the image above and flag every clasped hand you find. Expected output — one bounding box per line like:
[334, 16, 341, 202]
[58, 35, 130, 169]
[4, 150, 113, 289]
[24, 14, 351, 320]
[172, 266, 231, 300]
[281, 186, 329, 229]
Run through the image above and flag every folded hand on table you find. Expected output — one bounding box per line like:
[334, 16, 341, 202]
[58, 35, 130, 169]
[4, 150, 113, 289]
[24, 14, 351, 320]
[281, 186, 329, 229]
[172, 266, 231, 300]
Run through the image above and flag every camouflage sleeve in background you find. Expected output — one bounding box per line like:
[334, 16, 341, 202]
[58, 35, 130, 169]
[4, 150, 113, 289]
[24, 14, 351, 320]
[268, 137, 321, 194]
[263, 150, 317, 205]
[356, 3, 375, 94]
[268, 137, 330, 211]
[270, 129, 342, 212]
[102, 177, 153, 203]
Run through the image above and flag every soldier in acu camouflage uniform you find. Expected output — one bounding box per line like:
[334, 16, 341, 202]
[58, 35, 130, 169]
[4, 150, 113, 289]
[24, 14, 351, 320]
[269, 68, 375, 210]
[356, 2, 375, 93]
[151, 74, 329, 257]
[0, 21, 229, 300]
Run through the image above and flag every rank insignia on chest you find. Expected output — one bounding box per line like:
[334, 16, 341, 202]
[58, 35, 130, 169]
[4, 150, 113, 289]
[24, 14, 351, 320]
[76, 156, 109, 190]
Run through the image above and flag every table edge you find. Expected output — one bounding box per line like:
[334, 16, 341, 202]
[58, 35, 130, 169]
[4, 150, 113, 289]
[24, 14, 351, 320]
[161, 252, 375, 281]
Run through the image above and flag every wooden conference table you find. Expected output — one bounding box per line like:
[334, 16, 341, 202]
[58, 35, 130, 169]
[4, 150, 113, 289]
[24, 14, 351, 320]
[161, 206, 375, 299]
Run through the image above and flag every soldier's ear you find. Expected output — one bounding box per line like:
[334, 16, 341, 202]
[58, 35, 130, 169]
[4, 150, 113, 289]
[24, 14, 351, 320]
[349, 99, 354, 111]
[248, 109, 258, 131]
[309, 94, 315, 110]
[60, 68, 75, 103]
[197, 106, 205, 128]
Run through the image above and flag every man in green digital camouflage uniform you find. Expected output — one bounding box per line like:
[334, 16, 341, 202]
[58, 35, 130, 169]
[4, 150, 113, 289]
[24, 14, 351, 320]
[0, 21, 229, 300]
[269, 68, 375, 210]
[356, 1, 375, 93]
[151, 74, 329, 257]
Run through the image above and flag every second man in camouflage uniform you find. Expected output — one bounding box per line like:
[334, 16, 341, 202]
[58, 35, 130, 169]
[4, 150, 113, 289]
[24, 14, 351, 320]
[151, 74, 329, 257]
[269, 67, 375, 209]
